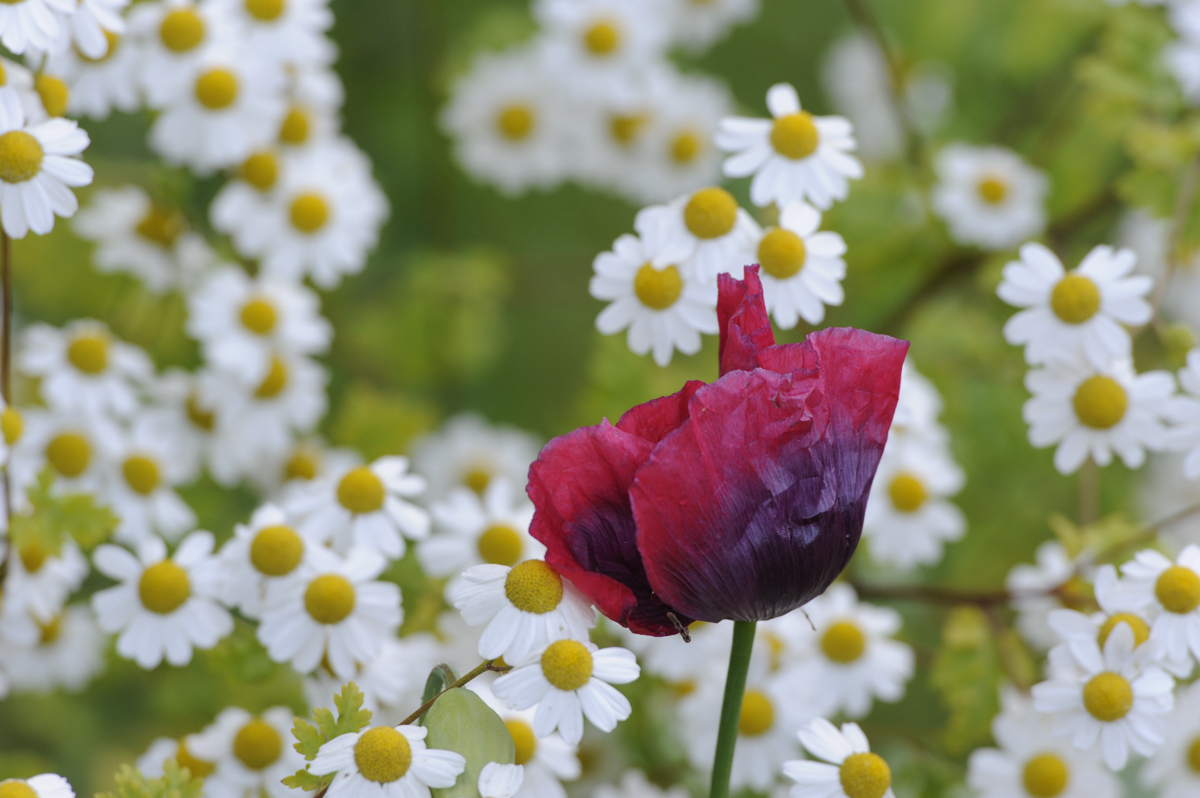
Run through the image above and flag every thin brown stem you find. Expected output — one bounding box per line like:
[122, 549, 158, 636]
[850, 580, 1013, 606]
[399, 659, 507, 726]
[1078, 459, 1100, 526]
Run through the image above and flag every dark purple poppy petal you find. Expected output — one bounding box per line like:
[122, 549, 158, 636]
[718, 266, 775, 376]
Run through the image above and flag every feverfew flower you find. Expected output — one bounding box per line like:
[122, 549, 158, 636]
[304, 635, 442, 727]
[309, 724, 465, 798]
[48, 31, 142, 121]
[91, 532, 234, 669]
[216, 503, 311, 619]
[419, 479, 540, 580]
[716, 82, 862, 210]
[660, 0, 759, 52]
[10, 407, 121, 499]
[0, 605, 105, 693]
[478, 764, 523, 798]
[1140, 680, 1200, 798]
[997, 243, 1152, 369]
[1, 539, 87, 622]
[784, 718, 895, 798]
[0, 0, 74, 54]
[131, 0, 238, 107]
[0, 775, 75, 798]
[188, 706, 306, 798]
[103, 415, 199, 545]
[136, 737, 214, 780]
[931, 144, 1048, 250]
[61, 0, 127, 60]
[634, 186, 759, 283]
[409, 413, 540, 503]
[472, 683, 580, 798]
[1007, 542, 1079, 650]
[751, 201, 846, 328]
[208, 0, 334, 67]
[1116, 546, 1200, 673]
[492, 639, 639, 746]
[589, 230, 719, 366]
[1023, 356, 1175, 474]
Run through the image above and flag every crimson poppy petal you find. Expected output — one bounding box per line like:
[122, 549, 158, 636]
[718, 266, 775, 376]
[615, 379, 706, 444]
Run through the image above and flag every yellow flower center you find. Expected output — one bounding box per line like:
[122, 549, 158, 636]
[634, 263, 683, 310]
[684, 187, 738, 240]
[1, 407, 22, 445]
[821, 619, 866, 663]
[46, 432, 91, 478]
[250, 524, 304, 577]
[505, 559, 564, 614]
[175, 741, 216, 778]
[354, 727, 411, 783]
[233, 719, 282, 770]
[1097, 613, 1150, 648]
[888, 472, 927, 513]
[136, 205, 185, 247]
[123, 454, 162, 495]
[0, 781, 38, 798]
[1188, 735, 1200, 774]
[737, 690, 774, 736]
[195, 68, 239, 110]
[337, 466, 385, 514]
[670, 129, 702, 165]
[285, 450, 319, 481]
[609, 112, 649, 146]
[0, 131, 43, 184]
[477, 524, 523, 567]
[1022, 752, 1069, 798]
[240, 297, 278, 335]
[241, 151, 279, 191]
[1155, 565, 1200, 614]
[758, 228, 807, 280]
[139, 561, 191, 614]
[496, 104, 535, 141]
[289, 192, 329, 233]
[186, 394, 216, 431]
[304, 574, 356, 624]
[37, 612, 63, 644]
[255, 356, 289, 399]
[463, 466, 492, 495]
[68, 333, 109, 374]
[839, 753, 891, 798]
[19, 540, 48, 573]
[159, 9, 206, 53]
[1082, 671, 1133, 722]
[245, 0, 285, 22]
[80, 31, 120, 63]
[541, 639, 593, 691]
[279, 106, 310, 145]
[770, 112, 819, 160]
[583, 20, 620, 56]
[1072, 376, 1127, 430]
[1050, 274, 1101, 325]
[506, 719, 536, 765]
[977, 176, 1009, 205]
[35, 75, 69, 118]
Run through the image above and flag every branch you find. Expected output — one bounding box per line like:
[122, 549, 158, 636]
[399, 659, 509, 726]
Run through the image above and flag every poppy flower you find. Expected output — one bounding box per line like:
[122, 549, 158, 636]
[528, 267, 908, 635]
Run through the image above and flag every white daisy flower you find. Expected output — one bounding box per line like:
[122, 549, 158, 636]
[1023, 356, 1175, 474]
[635, 186, 759, 284]
[0, 85, 92, 237]
[141, 369, 232, 487]
[1115, 546, 1200, 673]
[863, 436, 966, 569]
[91, 532, 234, 669]
[0, 0, 74, 54]
[931, 144, 1048, 250]
[10, 406, 122, 500]
[470, 682, 580, 798]
[492, 639, 639, 746]
[58, 0, 126, 60]
[784, 718, 895, 798]
[590, 230, 719, 366]
[187, 266, 332, 386]
[1032, 623, 1174, 770]
[1140, 679, 1200, 798]
[217, 503, 312, 619]
[304, 634, 442, 726]
[409, 413, 540, 504]
[101, 415, 199, 546]
[256, 437, 361, 499]
[716, 82, 862, 210]
[130, 0, 237, 107]
[968, 688, 1121, 798]
[208, 0, 334, 68]
[441, 48, 574, 196]
[0, 605, 105, 693]
[73, 187, 215, 294]
[46, 33, 142, 121]
[783, 584, 914, 719]
[2, 538, 87, 624]
[1007, 541, 1081, 650]
[751, 201, 846, 328]
[309, 723, 465, 798]
[209, 147, 284, 238]
[890, 359, 949, 442]
[997, 243, 1152, 369]
[449, 560, 596, 666]
[660, 0, 759, 52]
[0, 775, 75, 798]
[257, 545, 402, 679]
[593, 771, 689, 798]
[419, 478, 540, 580]
[188, 706, 306, 798]
[136, 736, 216, 780]
[478, 764, 523, 798]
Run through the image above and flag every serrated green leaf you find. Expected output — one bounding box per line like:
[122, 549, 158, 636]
[282, 769, 326, 792]
[96, 761, 203, 798]
[9, 467, 118, 559]
[312, 707, 337, 740]
[330, 682, 373, 737]
[292, 719, 324, 760]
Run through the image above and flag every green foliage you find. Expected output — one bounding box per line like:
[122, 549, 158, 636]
[929, 607, 1002, 755]
[285, 683, 374, 791]
[422, 687, 515, 798]
[96, 762, 203, 798]
[9, 468, 118, 557]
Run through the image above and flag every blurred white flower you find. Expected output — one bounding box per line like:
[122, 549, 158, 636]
[932, 144, 1047, 250]
[188, 706, 306, 798]
[634, 186, 758, 283]
[751, 202, 846, 328]
[409, 413, 540, 504]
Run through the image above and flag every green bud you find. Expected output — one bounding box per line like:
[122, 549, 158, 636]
[424, 687, 515, 798]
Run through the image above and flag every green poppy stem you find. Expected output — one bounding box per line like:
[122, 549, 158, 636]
[709, 619, 757, 798]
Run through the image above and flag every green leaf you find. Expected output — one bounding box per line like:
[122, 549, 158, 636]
[282, 769, 327, 792]
[929, 607, 1001, 755]
[292, 719, 324, 761]
[330, 682, 373, 737]
[423, 687, 515, 798]
[9, 467, 118, 559]
[96, 762, 204, 798]
[419, 664, 459, 719]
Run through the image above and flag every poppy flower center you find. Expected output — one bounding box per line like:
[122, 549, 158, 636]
[770, 112, 818, 160]
[0, 781, 37, 798]
[338, 467, 385, 514]
[355, 726, 412, 783]
[285, 450, 318, 481]
[1096, 613, 1149, 648]
[35, 75, 69, 118]
[609, 113, 649, 146]
[67, 333, 109, 374]
[242, 151, 279, 191]
[280, 106, 310, 145]
[1050, 275, 1100, 325]
[684, 187, 738, 239]
[19, 540, 47, 573]
[195, 68, 239, 110]
[820, 620, 866, 663]
[246, 0, 285, 23]
[175, 741, 216, 778]
[463, 466, 492, 494]
[634, 263, 683, 310]
[241, 297, 278, 335]
[123, 454, 162, 495]
[0, 130, 43, 184]
[1189, 736, 1200, 773]
[160, 9, 205, 52]
[737, 690, 774, 736]
[37, 613, 63, 644]
[46, 432, 91, 478]
[1, 407, 22, 444]
[136, 205, 184, 247]
[255, 356, 289, 398]
[250, 524, 304, 576]
[504, 559, 564, 614]
[757, 228, 806, 279]
[583, 20, 620, 56]
[233, 718, 283, 770]
[1072, 376, 1126, 430]
[139, 561, 191, 614]
[1021, 752, 1069, 798]
[187, 394, 216, 430]
[541, 639, 593, 691]
[496, 105, 535, 141]
[304, 574, 356, 624]
[506, 719, 536, 765]
[290, 192, 330, 233]
[671, 129, 702, 164]
[887, 473, 926, 513]
[1155, 565, 1200, 614]
[477, 524, 523, 566]
[839, 752, 891, 798]
[977, 176, 1009, 205]
[1082, 671, 1132, 722]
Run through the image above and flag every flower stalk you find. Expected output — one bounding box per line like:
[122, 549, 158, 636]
[709, 620, 757, 798]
